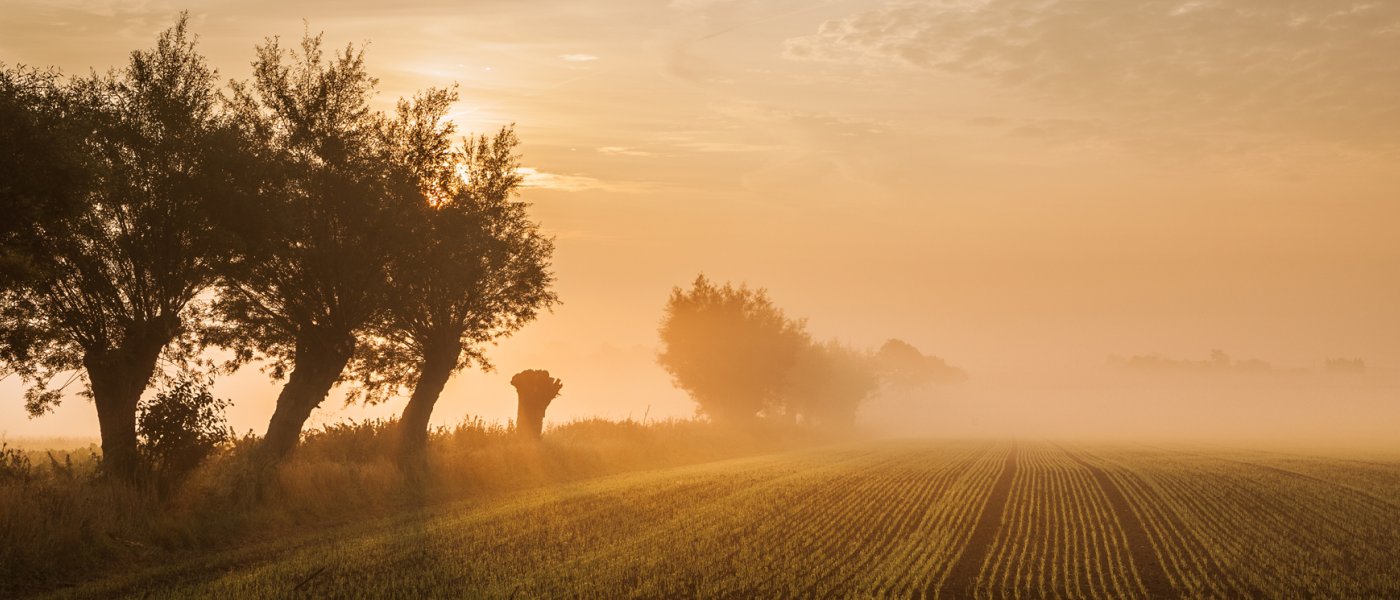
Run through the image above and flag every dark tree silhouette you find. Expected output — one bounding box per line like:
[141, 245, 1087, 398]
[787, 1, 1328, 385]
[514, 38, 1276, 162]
[511, 369, 562, 440]
[784, 340, 880, 428]
[210, 30, 417, 466]
[346, 88, 556, 465]
[0, 17, 240, 481]
[658, 275, 808, 425]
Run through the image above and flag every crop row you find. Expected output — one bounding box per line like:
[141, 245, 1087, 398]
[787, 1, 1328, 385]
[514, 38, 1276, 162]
[57, 442, 1400, 599]
[1088, 446, 1400, 598]
[972, 444, 1143, 599]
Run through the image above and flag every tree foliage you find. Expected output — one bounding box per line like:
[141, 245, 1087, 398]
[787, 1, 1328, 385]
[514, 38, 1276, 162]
[0, 65, 88, 289]
[137, 376, 231, 491]
[784, 340, 881, 428]
[341, 87, 557, 462]
[211, 30, 413, 377]
[875, 339, 967, 387]
[658, 275, 809, 424]
[348, 93, 557, 405]
[0, 15, 239, 480]
[210, 30, 421, 464]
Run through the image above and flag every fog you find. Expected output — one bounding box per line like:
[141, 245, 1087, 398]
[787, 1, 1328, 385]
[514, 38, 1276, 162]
[861, 369, 1400, 453]
[3, 0, 1398, 454]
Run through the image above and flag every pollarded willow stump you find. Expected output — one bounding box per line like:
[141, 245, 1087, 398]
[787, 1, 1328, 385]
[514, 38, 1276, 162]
[511, 369, 563, 440]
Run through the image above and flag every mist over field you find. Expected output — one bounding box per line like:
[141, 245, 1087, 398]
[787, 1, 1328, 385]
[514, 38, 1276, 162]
[3, 1, 1399, 597]
[12, 342, 1397, 452]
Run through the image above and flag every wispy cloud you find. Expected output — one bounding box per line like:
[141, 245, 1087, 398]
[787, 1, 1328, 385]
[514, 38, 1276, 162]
[597, 146, 652, 157]
[516, 167, 657, 193]
[559, 53, 599, 62]
[784, 0, 1400, 151]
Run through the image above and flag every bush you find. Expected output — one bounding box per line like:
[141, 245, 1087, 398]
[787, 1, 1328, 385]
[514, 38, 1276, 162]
[137, 377, 231, 492]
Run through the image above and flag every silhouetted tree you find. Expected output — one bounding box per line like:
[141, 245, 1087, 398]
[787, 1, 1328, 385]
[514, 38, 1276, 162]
[347, 88, 556, 465]
[784, 340, 880, 428]
[210, 30, 417, 467]
[511, 369, 562, 440]
[658, 275, 808, 425]
[875, 339, 967, 387]
[0, 17, 240, 481]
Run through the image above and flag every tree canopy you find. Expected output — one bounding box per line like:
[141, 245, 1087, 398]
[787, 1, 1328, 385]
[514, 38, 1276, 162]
[0, 15, 240, 479]
[875, 339, 967, 387]
[658, 275, 809, 424]
[346, 87, 557, 460]
[208, 30, 426, 465]
[784, 340, 881, 427]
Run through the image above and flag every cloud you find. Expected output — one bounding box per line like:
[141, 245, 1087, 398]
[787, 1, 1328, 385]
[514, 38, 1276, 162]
[668, 0, 740, 10]
[516, 167, 656, 193]
[784, 0, 1400, 151]
[597, 146, 653, 157]
[559, 53, 599, 62]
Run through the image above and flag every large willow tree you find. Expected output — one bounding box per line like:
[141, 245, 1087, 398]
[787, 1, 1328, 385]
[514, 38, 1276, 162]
[349, 89, 556, 466]
[0, 16, 238, 481]
[212, 31, 418, 466]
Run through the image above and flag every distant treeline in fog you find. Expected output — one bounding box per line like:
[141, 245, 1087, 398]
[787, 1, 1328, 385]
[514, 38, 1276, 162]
[1108, 350, 1368, 376]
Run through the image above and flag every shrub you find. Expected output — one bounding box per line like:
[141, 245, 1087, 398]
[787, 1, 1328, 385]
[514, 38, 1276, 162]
[137, 377, 231, 492]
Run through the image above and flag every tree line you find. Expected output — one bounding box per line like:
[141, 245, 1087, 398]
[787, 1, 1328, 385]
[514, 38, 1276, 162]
[0, 15, 557, 483]
[658, 275, 964, 428]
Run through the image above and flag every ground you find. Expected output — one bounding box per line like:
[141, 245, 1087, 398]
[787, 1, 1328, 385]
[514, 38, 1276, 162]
[46, 441, 1400, 599]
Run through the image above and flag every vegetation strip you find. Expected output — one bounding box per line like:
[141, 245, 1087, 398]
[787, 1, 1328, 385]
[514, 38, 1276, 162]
[1061, 448, 1175, 599]
[933, 443, 1018, 599]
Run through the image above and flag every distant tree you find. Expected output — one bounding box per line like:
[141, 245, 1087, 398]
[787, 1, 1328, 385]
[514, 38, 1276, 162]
[511, 369, 563, 440]
[0, 16, 241, 481]
[210, 30, 418, 467]
[658, 275, 808, 425]
[1324, 357, 1366, 375]
[346, 88, 556, 465]
[783, 340, 880, 428]
[137, 376, 231, 493]
[875, 339, 967, 387]
[1111, 350, 1274, 374]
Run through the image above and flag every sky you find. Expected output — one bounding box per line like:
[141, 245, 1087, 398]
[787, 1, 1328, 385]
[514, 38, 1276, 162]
[2, 0, 1398, 446]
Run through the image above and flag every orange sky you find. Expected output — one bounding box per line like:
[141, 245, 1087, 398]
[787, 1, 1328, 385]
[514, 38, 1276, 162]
[3, 1, 1398, 444]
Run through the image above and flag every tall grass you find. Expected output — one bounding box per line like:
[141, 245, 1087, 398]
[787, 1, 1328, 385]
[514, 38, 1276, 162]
[0, 417, 827, 595]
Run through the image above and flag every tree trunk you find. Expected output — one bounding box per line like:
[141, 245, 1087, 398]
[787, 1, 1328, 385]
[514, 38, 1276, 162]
[259, 332, 355, 466]
[511, 370, 562, 440]
[84, 331, 168, 483]
[89, 368, 143, 482]
[398, 341, 461, 468]
[516, 399, 546, 440]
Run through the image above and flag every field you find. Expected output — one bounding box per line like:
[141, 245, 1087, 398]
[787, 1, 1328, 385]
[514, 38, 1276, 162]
[44, 441, 1400, 599]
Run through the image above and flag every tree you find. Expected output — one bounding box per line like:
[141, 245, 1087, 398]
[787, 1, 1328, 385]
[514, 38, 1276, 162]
[346, 89, 556, 465]
[211, 30, 418, 466]
[657, 275, 808, 425]
[875, 339, 966, 387]
[0, 16, 240, 481]
[511, 369, 563, 440]
[784, 340, 880, 428]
